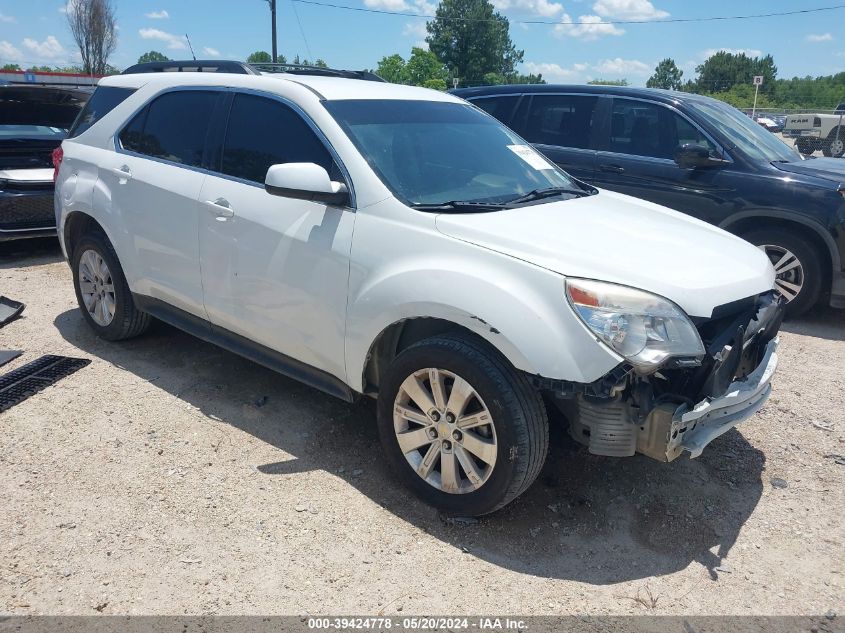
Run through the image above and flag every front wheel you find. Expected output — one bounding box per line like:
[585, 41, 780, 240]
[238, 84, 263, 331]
[822, 133, 845, 158]
[742, 228, 823, 318]
[376, 334, 549, 516]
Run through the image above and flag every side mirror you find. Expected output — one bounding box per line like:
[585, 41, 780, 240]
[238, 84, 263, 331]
[673, 143, 726, 169]
[265, 163, 349, 206]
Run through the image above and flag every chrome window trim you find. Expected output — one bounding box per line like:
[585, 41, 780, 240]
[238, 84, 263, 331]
[113, 85, 357, 209]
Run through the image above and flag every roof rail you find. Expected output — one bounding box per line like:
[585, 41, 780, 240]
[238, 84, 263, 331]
[122, 60, 258, 75]
[251, 63, 385, 82]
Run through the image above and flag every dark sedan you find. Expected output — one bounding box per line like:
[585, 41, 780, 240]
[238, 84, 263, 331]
[0, 85, 90, 242]
[453, 84, 845, 317]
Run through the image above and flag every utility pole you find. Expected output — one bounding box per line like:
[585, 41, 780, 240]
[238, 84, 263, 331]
[267, 0, 278, 63]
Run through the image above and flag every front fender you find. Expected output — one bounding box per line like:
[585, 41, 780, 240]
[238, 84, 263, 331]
[344, 256, 622, 393]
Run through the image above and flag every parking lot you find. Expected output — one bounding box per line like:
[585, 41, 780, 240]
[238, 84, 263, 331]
[1, 237, 843, 615]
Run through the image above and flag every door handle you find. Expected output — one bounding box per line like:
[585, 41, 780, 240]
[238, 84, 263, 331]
[204, 197, 234, 221]
[110, 165, 132, 181]
[599, 164, 625, 174]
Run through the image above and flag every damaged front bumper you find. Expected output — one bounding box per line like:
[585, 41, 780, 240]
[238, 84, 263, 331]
[640, 337, 778, 461]
[551, 291, 784, 462]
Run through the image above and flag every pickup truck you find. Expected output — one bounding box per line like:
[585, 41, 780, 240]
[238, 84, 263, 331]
[783, 102, 845, 157]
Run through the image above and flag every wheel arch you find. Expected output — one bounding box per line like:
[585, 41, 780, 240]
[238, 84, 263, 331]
[719, 211, 839, 278]
[63, 211, 109, 260]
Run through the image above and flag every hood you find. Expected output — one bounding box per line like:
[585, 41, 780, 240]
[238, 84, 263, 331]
[435, 189, 775, 318]
[773, 157, 845, 185]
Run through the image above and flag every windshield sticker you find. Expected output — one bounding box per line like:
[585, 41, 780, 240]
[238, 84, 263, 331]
[507, 144, 555, 170]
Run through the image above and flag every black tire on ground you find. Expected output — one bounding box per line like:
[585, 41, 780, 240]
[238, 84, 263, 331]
[376, 333, 549, 516]
[822, 130, 845, 158]
[71, 231, 151, 341]
[795, 138, 817, 156]
[741, 228, 824, 318]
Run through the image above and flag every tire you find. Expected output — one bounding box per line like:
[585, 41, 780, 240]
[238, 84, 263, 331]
[71, 230, 151, 341]
[376, 333, 549, 516]
[795, 138, 816, 156]
[822, 130, 845, 158]
[741, 228, 823, 318]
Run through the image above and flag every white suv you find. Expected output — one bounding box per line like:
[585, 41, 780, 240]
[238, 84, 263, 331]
[56, 69, 783, 516]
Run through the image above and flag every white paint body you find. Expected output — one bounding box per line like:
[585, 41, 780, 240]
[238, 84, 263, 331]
[56, 72, 775, 393]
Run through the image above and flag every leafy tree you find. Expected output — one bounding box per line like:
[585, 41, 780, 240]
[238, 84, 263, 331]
[694, 51, 777, 94]
[138, 50, 169, 64]
[588, 78, 628, 86]
[426, 0, 523, 84]
[376, 54, 408, 84]
[247, 51, 273, 63]
[508, 72, 544, 84]
[66, 0, 117, 75]
[2, 63, 21, 71]
[646, 58, 683, 90]
[406, 47, 448, 86]
[27, 66, 55, 72]
[314, 58, 328, 68]
[423, 78, 448, 91]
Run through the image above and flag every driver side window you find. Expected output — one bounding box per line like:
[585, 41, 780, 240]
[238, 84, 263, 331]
[672, 112, 718, 157]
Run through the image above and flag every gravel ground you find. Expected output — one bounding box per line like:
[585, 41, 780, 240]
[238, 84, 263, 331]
[0, 238, 843, 616]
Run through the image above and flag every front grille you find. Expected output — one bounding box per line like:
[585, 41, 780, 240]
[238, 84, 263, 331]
[0, 193, 55, 231]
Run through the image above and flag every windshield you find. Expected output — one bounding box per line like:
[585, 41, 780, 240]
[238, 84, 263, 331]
[325, 99, 578, 207]
[0, 88, 89, 138]
[687, 99, 799, 163]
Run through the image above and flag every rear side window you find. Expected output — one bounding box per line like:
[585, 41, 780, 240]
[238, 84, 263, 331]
[119, 90, 219, 168]
[68, 86, 134, 138]
[609, 98, 668, 158]
[471, 96, 519, 125]
[518, 94, 598, 150]
[220, 93, 335, 183]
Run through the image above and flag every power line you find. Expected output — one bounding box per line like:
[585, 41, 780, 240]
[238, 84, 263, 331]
[291, 0, 314, 60]
[289, 1, 845, 25]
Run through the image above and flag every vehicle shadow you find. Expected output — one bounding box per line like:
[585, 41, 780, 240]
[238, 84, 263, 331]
[0, 237, 63, 268]
[54, 309, 764, 584]
[781, 305, 845, 342]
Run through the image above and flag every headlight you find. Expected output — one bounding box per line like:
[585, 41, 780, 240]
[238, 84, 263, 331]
[566, 278, 705, 373]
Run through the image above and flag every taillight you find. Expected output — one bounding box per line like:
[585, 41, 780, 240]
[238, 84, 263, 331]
[52, 146, 64, 183]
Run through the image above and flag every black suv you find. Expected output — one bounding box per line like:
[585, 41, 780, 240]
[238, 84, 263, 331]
[453, 85, 845, 317]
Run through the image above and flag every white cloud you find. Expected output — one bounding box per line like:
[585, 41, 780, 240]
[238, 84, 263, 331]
[22, 35, 65, 59]
[700, 47, 763, 60]
[554, 13, 624, 40]
[592, 0, 668, 20]
[493, 0, 563, 18]
[0, 40, 23, 62]
[364, 0, 410, 9]
[592, 57, 650, 75]
[0, 12, 15, 22]
[807, 33, 833, 42]
[202, 46, 220, 57]
[139, 28, 187, 50]
[523, 58, 650, 83]
[403, 22, 429, 48]
[145, 10, 170, 19]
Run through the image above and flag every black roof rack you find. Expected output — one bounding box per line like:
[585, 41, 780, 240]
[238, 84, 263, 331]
[241, 62, 385, 82]
[122, 60, 259, 75]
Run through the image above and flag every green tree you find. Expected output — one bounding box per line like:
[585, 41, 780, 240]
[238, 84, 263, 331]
[138, 50, 169, 64]
[422, 78, 448, 91]
[426, 0, 523, 85]
[2, 63, 21, 71]
[314, 58, 328, 68]
[247, 50, 273, 63]
[376, 54, 408, 84]
[588, 78, 628, 86]
[406, 47, 448, 86]
[695, 51, 777, 94]
[646, 58, 683, 90]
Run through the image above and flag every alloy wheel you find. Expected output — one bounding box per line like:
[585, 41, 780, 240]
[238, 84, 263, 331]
[393, 368, 497, 494]
[78, 249, 116, 326]
[758, 244, 804, 302]
[830, 138, 845, 157]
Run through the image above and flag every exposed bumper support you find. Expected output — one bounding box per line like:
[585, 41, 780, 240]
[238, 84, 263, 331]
[673, 337, 778, 458]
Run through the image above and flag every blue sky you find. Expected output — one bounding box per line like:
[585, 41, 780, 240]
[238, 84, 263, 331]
[0, 0, 843, 84]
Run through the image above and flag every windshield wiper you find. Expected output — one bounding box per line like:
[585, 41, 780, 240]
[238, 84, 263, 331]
[411, 200, 509, 212]
[505, 186, 593, 205]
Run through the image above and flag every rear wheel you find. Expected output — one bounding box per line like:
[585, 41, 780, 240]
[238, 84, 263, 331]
[795, 138, 817, 156]
[741, 228, 823, 318]
[71, 231, 151, 340]
[376, 334, 548, 516]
